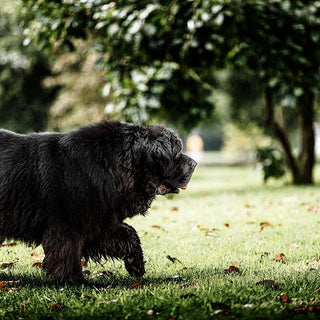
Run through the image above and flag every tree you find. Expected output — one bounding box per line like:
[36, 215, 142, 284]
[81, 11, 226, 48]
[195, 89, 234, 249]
[0, 3, 60, 133]
[21, 0, 320, 183]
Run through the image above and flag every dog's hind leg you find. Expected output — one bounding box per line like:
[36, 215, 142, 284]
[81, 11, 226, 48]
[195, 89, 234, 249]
[42, 226, 84, 284]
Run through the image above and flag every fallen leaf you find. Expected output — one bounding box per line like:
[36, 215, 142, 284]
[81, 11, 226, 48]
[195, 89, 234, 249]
[289, 243, 299, 249]
[198, 226, 210, 232]
[224, 223, 230, 228]
[0, 280, 21, 291]
[256, 280, 278, 289]
[151, 225, 165, 230]
[130, 282, 144, 289]
[2, 242, 17, 247]
[308, 205, 320, 212]
[81, 260, 88, 267]
[166, 255, 181, 263]
[260, 221, 272, 231]
[291, 306, 320, 313]
[32, 262, 43, 268]
[275, 253, 286, 263]
[31, 253, 44, 260]
[49, 304, 66, 311]
[170, 207, 179, 212]
[224, 266, 239, 274]
[316, 257, 320, 262]
[21, 304, 27, 318]
[280, 294, 289, 303]
[261, 252, 270, 259]
[0, 262, 14, 269]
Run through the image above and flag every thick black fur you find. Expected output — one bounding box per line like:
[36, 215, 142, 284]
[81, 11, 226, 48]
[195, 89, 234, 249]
[0, 121, 196, 283]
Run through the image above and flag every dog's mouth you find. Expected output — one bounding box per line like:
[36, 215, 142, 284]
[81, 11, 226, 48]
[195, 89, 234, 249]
[156, 183, 188, 195]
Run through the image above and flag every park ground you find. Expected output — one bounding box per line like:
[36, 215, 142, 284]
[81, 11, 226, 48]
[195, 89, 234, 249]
[1, 165, 320, 319]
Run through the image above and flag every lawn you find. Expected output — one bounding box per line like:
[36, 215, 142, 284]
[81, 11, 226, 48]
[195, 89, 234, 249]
[1, 165, 320, 319]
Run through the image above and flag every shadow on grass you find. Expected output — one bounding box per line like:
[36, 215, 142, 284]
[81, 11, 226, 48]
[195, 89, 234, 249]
[1, 268, 320, 320]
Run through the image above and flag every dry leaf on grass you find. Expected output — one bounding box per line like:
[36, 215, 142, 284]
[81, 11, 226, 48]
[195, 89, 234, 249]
[261, 252, 270, 259]
[290, 306, 320, 313]
[31, 253, 44, 260]
[130, 282, 144, 289]
[166, 255, 181, 263]
[0, 280, 21, 291]
[224, 266, 239, 274]
[308, 205, 320, 212]
[275, 253, 286, 263]
[80, 260, 88, 267]
[260, 221, 272, 231]
[21, 304, 27, 318]
[151, 225, 165, 231]
[280, 294, 289, 303]
[1, 242, 17, 247]
[0, 262, 14, 269]
[32, 262, 43, 268]
[49, 304, 66, 311]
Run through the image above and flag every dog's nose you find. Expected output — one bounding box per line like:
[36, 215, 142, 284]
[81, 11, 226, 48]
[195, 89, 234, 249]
[190, 159, 197, 169]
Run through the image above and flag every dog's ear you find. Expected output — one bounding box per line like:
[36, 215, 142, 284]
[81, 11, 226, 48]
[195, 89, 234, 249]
[145, 127, 183, 173]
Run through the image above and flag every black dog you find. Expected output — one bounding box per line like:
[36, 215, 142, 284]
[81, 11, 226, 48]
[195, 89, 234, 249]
[0, 121, 196, 283]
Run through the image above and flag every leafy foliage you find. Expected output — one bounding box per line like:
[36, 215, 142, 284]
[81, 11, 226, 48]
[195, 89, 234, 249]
[20, 0, 320, 182]
[21, 1, 320, 126]
[0, 6, 59, 132]
[256, 146, 286, 182]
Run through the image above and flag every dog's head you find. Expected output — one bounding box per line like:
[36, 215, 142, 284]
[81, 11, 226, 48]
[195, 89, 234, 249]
[136, 125, 197, 196]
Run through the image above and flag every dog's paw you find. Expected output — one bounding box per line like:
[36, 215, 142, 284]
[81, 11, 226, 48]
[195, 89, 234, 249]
[124, 257, 145, 277]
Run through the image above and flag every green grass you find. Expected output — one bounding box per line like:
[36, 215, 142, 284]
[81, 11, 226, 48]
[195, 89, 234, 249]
[1, 166, 320, 319]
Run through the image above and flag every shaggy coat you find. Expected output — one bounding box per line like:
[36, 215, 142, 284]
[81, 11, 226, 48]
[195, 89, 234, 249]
[0, 121, 196, 282]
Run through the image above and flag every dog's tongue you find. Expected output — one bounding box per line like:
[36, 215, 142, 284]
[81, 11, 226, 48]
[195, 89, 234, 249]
[181, 185, 188, 190]
[158, 185, 169, 195]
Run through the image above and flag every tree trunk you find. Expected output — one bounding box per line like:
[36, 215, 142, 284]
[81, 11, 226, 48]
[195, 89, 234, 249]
[264, 88, 315, 185]
[298, 90, 315, 184]
[264, 88, 299, 183]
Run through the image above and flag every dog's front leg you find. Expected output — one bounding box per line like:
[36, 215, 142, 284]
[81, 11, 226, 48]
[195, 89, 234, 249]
[108, 223, 145, 277]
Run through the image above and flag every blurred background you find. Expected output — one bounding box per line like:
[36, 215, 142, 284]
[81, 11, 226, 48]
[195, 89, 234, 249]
[1, 0, 319, 184]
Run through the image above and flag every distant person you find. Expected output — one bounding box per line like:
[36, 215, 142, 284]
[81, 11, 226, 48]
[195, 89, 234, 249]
[186, 133, 204, 163]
